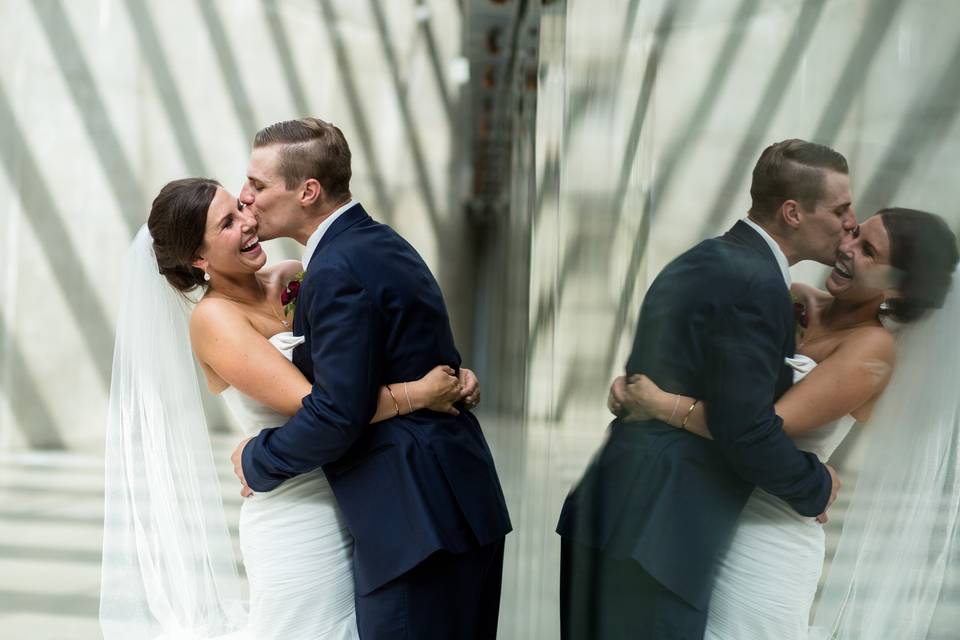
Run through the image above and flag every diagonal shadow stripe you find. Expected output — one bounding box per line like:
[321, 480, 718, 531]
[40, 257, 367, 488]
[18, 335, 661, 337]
[698, 0, 829, 238]
[316, 0, 395, 222]
[29, 0, 143, 235]
[367, 0, 444, 234]
[532, 88, 593, 229]
[415, 0, 454, 128]
[0, 590, 99, 618]
[619, 0, 643, 54]
[0, 511, 104, 527]
[0, 544, 101, 565]
[121, 0, 208, 175]
[261, 0, 311, 116]
[196, 0, 259, 142]
[0, 510, 242, 537]
[116, 0, 233, 433]
[0, 315, 65, 449]
[530, 3, 694, 420]
[812, 0, 905, 143]
[528, 1, 684, 354]
[0, 81, 113, 389]
[628, 0, 758, 227]
[858, 36, 960, 214]
[2, 483, 106, 498]
[598, 1, 825, 378]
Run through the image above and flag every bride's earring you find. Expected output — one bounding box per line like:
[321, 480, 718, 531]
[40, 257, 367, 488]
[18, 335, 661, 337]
[204, 271, 211, 282]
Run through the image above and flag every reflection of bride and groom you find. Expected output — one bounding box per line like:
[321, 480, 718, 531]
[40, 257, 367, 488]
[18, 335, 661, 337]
[100, 124, 960, 640]
[558, 139, 960, 639]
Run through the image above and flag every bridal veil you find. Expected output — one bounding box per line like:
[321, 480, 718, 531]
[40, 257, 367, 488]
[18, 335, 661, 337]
[813, 267, 960, 638]
[99, 226, 245, 639]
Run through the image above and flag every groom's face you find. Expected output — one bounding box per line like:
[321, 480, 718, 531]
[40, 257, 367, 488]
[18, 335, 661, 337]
[795, 170, 856, 265]
[239, 145, 300, 242]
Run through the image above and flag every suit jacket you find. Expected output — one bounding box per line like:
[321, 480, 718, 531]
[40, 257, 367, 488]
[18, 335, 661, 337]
[556, 220, 831, 610]
[242, 204, 512, 595]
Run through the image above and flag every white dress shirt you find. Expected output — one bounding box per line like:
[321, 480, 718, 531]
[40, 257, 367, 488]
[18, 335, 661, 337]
[302, 199, 359, 267]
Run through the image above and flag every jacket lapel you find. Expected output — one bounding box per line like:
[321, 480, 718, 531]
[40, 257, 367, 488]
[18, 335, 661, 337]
[724, 220, 798, 375]
[305, 204, 371, 269]
[723, 220, 783, 274]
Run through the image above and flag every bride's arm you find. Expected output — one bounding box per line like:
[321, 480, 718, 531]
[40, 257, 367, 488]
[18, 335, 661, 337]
[615, 327, 895, 439]
[370, 366, 470, 422]
[191, 300, 470, 420]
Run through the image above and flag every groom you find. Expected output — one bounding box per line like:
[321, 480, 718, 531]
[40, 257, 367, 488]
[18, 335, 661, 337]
[557, 139, 855, 638]
[230, 118, 512, 639]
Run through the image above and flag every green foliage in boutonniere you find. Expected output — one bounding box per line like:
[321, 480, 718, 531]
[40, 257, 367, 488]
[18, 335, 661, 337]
[281, 271, 304, 317]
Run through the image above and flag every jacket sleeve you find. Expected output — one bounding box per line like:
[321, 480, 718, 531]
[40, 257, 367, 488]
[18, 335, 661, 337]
[703, 275, 832, 517]
[242, 260, 382, 492]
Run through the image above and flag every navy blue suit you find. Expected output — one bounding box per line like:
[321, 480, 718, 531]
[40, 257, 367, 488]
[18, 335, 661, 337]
[242, 204, 512, 638]
[557, 221, 832, 638]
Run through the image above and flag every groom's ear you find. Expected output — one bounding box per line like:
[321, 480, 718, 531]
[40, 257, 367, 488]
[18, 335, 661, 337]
[781, 199, 802, 229]
[300, 178, 323, 207]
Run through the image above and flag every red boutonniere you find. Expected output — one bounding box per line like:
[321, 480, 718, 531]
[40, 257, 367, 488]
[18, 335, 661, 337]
[281, 271, 304, 316]
[791, 293, 809, 339]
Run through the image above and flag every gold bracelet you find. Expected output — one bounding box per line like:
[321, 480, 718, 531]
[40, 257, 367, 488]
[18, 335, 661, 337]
[386, 385, 400, 417]
[668, 394, 681, 425]
[681, 399, 699, 430]
[403, 381, 414, 413]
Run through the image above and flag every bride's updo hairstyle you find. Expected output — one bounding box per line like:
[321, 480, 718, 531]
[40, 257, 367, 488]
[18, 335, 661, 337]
[879, 208, 959, 323]
[148, 178, 221, 293]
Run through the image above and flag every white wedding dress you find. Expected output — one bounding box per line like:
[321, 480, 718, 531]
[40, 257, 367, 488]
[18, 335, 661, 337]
[704, 355, 856, 640]
[220, 332, 359, 640]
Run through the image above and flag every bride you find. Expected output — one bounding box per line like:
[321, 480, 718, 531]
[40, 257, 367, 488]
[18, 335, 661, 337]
[99, 178, 479, 639]
[611, 208, 959, 638]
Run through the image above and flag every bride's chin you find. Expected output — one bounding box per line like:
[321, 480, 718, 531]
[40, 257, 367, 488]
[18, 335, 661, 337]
[824, 276, 844, 297]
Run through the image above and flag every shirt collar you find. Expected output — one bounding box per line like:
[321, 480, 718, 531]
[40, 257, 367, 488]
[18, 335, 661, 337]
[741, 216, 791, 288]
[302, 199, 358, 267]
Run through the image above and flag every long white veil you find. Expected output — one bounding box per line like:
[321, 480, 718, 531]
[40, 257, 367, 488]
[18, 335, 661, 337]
[100, 226, 246, 639]
[812, 267, 960, 639]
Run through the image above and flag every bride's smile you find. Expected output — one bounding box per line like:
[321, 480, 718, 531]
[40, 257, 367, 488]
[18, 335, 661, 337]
[193, 187, 268, 279]
[826, 217, 897, 300]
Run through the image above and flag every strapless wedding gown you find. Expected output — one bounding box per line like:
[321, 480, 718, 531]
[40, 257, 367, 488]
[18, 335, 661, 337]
[220, 332, 358, 640]
[704, 355, 856, 640]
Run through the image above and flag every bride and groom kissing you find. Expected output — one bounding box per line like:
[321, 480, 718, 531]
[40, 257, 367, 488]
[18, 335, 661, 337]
[558, 139, 960, 639]
[101, 118, 511, 640]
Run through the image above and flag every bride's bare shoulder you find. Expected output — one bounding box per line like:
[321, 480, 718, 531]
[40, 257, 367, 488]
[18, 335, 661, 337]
[190, 295, 248, 339]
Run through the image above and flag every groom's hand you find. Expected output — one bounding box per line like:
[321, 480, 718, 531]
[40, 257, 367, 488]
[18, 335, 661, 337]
[816, 464, 841, 524]
[231, 436, 254, 497]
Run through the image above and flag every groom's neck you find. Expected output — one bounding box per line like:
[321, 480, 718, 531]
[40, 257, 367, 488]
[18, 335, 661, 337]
[294, 196, 352, 245]
[746, 214, 800, 265]
[295, 215, 326, 246]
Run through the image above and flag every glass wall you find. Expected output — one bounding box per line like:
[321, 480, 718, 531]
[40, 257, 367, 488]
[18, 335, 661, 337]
[490, 0, 960, 636]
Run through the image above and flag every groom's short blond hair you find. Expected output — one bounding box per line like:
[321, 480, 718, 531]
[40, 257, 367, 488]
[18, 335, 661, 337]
[253, 118, 352, 200]
[750, 139, 848, 220]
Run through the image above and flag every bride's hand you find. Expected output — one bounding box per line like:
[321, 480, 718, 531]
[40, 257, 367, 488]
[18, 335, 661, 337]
[414, 365, 462, 416]
[608, 376, 628, 417]
[458, 368, 481, 409]
[617, 374, 663, 422]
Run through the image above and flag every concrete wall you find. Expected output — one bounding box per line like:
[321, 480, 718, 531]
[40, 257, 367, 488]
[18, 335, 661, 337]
[0, 0, 470, 452]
